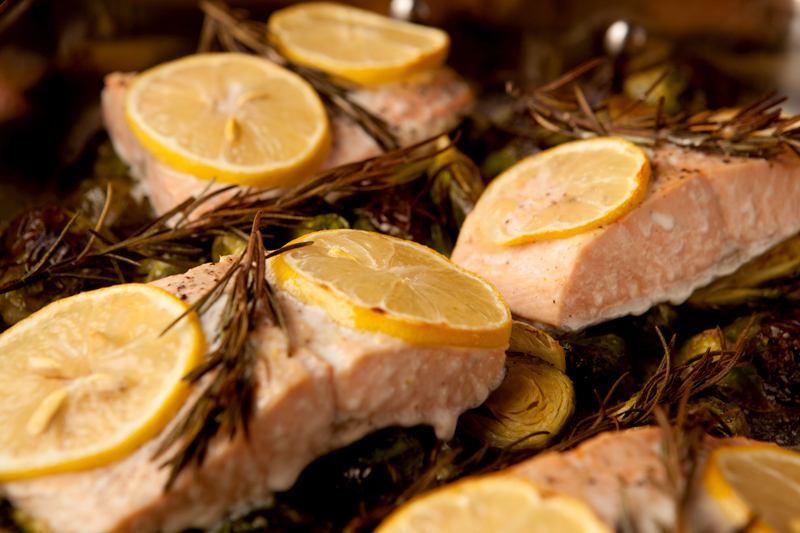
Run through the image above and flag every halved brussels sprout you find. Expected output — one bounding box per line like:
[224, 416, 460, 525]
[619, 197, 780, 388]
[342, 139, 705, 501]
[461, 354, 575, 451]
[509, 321, 566, 371]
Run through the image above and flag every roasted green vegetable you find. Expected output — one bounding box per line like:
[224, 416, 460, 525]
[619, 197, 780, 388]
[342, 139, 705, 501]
[461, 354, 575, 450]
[0, 206, 92, 328]
[688, 233, 800, 309]
[509, 321, 565, 371]
[290, 213, 350, 240]
[211, 234, 249, 262]
[690, 395, 750, 437]
[675, 318, 770, 410]
[563, 333, 632, 404]
[749, 311, 800, 405]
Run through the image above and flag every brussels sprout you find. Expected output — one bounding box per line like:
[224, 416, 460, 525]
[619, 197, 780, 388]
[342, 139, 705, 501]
[674, 328, 723, 366]
[690, 395, 750, 437]
[688, 233, 800, 309]
[622, 63, 689, 115]
[461, 354, 575, 451]
[425, 223, 454, 258]
[140, 258, 188, 283]
[211, 234, 248, 262]
[563, 333, 632, 404]
[352, 214, 378, 232]
[290, 214, 350, 240]
[481, 138, 542, 180]
[675, 320, 770, 410]
[429, 145, 484, 229]
[509, 321, 566, 371]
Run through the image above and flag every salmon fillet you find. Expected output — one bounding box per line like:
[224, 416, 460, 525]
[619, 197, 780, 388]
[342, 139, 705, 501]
[0, 257, 505, 533]
[102, 67, 474, 217]
[451, 145, 800, 332]
[507, 427, 755, 533]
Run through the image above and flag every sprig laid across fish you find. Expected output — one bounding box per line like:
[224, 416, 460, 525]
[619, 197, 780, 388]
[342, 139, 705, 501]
[0, 229, 510, 533]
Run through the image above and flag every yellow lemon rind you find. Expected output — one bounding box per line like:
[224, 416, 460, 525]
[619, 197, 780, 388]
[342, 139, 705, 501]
[270, 230, 511, 349]
[703, 444, 796, 533]
[375, 475, 612, 533]
[273, 39, 450, 86]
[268, 2, 450, 86]
[481, 136, 651, 246]
[124, 53, 331, 188]
[0, 284, 205, 481]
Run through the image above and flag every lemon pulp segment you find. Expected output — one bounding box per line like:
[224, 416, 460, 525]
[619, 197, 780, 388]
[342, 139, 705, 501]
[375, 476, 612, 533]
[268, 2, 449, 85]
[124, 53, 330, 188]
[0, 284, 204, 480]
[269, 229, 511, 348]
[704, 445, 800, 533]
[475, 137, 651, 245]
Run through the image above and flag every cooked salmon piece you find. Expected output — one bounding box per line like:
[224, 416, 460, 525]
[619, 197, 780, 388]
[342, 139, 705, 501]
[101, 66, 473, 217]
[0, 257, 505, 533]
[451, 145, 800, 332]
[507, 427, 755, 533]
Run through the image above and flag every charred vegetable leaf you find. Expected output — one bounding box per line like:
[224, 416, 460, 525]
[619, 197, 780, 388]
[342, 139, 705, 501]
[562, 333, 632, 405]
[750, 311, 800, 406]
[65, 141, 153, 235]
[214, 502, 337, 533]
[461, 354, 575, 451]
[0, 206, 92, 327]
[276, 427, 433, 527]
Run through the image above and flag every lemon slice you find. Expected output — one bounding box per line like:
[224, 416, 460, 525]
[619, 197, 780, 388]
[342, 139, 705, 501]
[0, 284, 204, 481]
[474, 137, 651, 245]
[375, 476, 612, 533]
[269, 229, 511, 348]
[268, 2, 450, 85]
[704, 444, 800, 533]
[124, 53, 330, 188]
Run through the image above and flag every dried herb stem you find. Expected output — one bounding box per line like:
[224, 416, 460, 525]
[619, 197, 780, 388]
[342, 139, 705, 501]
[510, 57, 800, 158]
[154, 212, 306, 489]
[0, 136, 451, 297]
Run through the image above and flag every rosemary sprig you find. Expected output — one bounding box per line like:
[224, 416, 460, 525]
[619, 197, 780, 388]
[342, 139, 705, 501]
[510, 57, 800, 158]
[154, 212, 310, 489]
[0, 136, 452, 297]
[550, 322, 752, 453]
[197, 0, 399, 152]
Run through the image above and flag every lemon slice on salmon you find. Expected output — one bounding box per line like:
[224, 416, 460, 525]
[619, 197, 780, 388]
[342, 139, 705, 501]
[124, 53, 330, 188]
[269, 229, 511, 349]
[0, 284, 204, 480]
[704, 444, 800, 533]
[475, 137, 651, 245]
[268, 2, 450, 85]
[375, 476, 612, 533]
